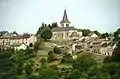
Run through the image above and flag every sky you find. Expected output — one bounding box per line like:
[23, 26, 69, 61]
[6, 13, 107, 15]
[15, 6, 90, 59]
[0, 0, 120, 34]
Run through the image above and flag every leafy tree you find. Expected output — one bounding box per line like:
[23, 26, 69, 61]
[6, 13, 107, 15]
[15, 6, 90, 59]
[48, 24, 52, 29]
[51, 22, 58, 29]
[13, 31, 18, 35]
[34, 38, 43, 52]
[38, 67, 59, 79]
[93, 30, 101, 36]
[82, 29, 91, 36]
[113, 28, 120, 41]
[40, 58, 47, 68]
[47, 51, 55, 62]
[61, 53, 73, 63]
[101, 32, 109, 38]
[102, 62, 119, 79]
[40, 27, 52, 41]
[69, 53, 98, 79]
[36, 22, 46, 35]
[72, 53, 97, 72]
[102, 40, 120, 79]
[111, 41, 120, 62]
[53, 46, 61, 54]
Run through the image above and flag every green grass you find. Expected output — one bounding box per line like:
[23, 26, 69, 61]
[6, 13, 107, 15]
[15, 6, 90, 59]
[58, 63, 72, 68]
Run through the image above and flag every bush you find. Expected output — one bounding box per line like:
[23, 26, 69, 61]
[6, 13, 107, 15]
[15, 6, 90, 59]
[40, 27, 52, 41]
[47, 51, 55, 62]
[53, 46, 62, 54]
[61, 54, 73, 63]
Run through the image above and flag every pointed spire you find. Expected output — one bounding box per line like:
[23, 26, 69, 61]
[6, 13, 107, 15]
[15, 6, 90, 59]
[60, 9, 70, 23]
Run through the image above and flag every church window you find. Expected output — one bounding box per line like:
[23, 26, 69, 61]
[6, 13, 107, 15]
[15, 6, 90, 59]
[61, 33, 63, 37]
[66, 24, 69, 27]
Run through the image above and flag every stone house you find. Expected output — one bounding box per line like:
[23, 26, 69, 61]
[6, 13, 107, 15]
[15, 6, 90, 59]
[72, 37, 114, 56]
[0, 34, 37, 48]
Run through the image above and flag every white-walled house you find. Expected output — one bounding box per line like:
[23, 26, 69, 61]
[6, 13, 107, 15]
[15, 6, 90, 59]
[0, 34, 37, 46]
[13, 43, 27, 50]
[89, 33, 98, 38]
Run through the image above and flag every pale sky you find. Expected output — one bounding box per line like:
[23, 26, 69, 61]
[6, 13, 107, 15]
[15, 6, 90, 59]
[0, 0, 120, 34]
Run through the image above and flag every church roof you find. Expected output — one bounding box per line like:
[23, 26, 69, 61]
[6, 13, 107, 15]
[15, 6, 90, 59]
[60, 9, 70, 24]
[52, 26, 77, 32]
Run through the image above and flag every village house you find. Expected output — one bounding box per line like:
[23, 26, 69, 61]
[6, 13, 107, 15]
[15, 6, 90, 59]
[0, 34, 37, 50]
[11, 43, 27, 50]
[72, 37, 114, 56]
[51, 10, 82, 40]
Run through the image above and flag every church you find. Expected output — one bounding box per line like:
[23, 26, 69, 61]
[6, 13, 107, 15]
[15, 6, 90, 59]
[51, 10, 82, 40]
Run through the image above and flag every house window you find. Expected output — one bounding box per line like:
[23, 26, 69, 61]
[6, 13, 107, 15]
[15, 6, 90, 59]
[66, 24, 69, 27]
[26, 39, 27, 41]
[61, 33, 63, 37]
[26, 42, 27, 44]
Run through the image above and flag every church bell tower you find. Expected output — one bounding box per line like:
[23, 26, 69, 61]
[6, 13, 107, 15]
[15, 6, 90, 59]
[60, 9, 70, 27]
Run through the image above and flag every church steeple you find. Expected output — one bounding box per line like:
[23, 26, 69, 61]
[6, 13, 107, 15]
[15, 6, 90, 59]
[60, 9, 70, 27]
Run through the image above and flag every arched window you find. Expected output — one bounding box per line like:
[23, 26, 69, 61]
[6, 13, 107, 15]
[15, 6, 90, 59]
[61, 33, 63, 37]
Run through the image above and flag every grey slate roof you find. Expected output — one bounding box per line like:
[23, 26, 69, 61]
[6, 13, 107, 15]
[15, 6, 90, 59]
[52, 26, 77, 32]
[60, 9, 70, 23]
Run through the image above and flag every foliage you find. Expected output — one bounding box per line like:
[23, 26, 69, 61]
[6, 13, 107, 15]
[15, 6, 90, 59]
[29, 43, 33, 47]
[47, 51, 56, 62]
[93, 30, 101, 36]
[53, 46, 61, 54]
[36, 22, 58, 35]
[38, 67, 59, 79]
[82, 29, 91, 36]
[36, 23, 46, 35]
[40, 27, 52, 41]
[34, 38, 43, 52]
[69, 53, 106, 79]
[0, 48, 36, 79]
[61, 53, 73, 63]
[102, 40, 120, 79]
[101, 32, 109, 38]
[40, 58, 47, 68]
[113, 28, 120, 41]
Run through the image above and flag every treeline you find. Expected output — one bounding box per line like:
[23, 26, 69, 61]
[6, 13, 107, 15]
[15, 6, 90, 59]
[35, 22, 58, 41]
[36, 22, 58, 35]
[79, 29, 114, 39]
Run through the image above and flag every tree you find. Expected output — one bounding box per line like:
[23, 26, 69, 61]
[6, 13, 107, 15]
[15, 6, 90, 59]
[93, 30, 101, 36]
[36, 23, 46, 35]
[51, 22, 58, 29]
[47, 51, 55, 62]
[111, 41, 120, 62]
[69, 53, 98, 79]
[40, 58, 47, 68]
[101, 32, 109, 38]
[38, 67, 59, 79]
[40, 27, 52, 41]
[53, 46, 61, 54]
[13, 31, 18, 35]
[82, 29, 91, 36]
[61, 53, 73, 63]
[102, 40, 120, 79]
[114, 28, 120, 41]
